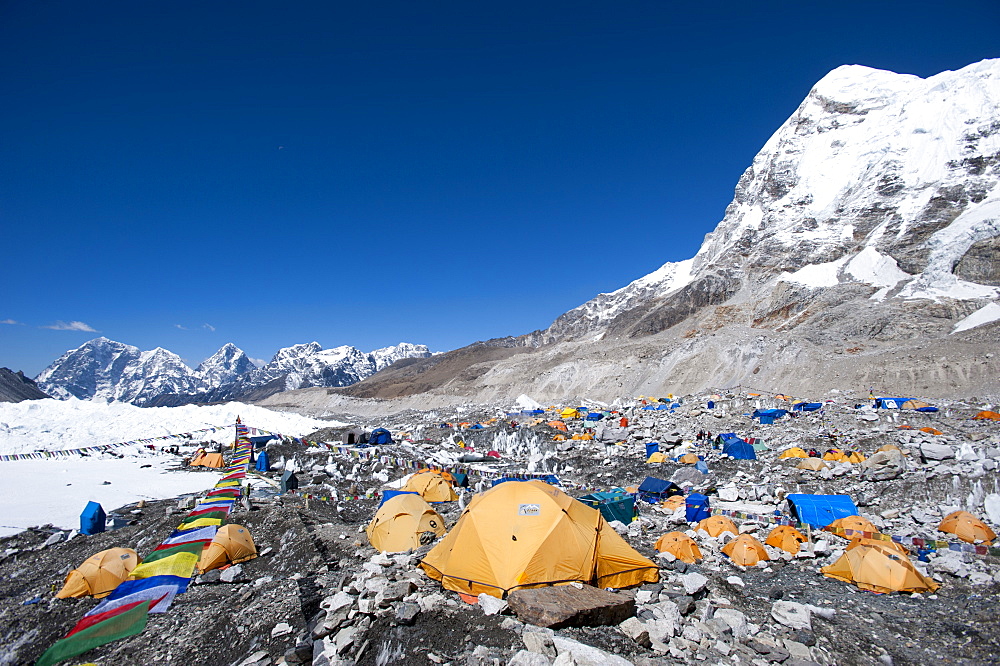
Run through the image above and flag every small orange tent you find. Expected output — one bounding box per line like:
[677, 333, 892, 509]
[919, 427, 943, 435]
[661, 495, 686, 512]
[845, 451, 866, 463]
[678, 453, 699, 464]
[823, 449, 848, 462]
[797, 458, 828, 471]
[697, 515, 738, 538]
[778, 447, 809, 459]
[367, 493, 447, 553]
[198, 524, 257, 573]
[821, 540, 938, 594]
[190, 451, 224, 468]
[973, 411, 1000, 421]
[765, 525, 807, 555]
[404, 471, 458, 502]
[827, 516, 879, 539]
[56, 548, 139, 599]
[721, 534, 769, 566]
[654, 532, 702, 563]
[547, 421, 568, 431]
[938, 511, 996, 544]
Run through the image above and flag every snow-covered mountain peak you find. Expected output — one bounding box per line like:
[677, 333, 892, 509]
[195, 343, 256, 388]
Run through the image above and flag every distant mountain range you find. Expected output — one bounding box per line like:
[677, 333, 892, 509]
[34, 337, 433, 406]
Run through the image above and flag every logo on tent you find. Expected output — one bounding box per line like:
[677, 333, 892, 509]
[518, 504, 541, 516]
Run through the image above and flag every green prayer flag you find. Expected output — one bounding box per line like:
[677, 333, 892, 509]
[35, 599, 151, 666]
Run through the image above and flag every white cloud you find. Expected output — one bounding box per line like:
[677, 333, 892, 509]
[203, 323, 216, 332]
[0, 319, 21, 325]
[250, 358, 266, 368]
[43, 320, 98, 332]
[175, 324, 189, 330]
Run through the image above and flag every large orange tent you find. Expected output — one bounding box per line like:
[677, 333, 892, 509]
[765, 525, 807, 555]
[973, 411, 1000, 421]
[419, 480, 658, 598]
[938, 511, 996, 544]
[827, 516, 879, 539]
[367, 493, 447, 553]
[190, 451, 225, 468]
[654, 532, 702, 563]
[821, 540, 938, 594]
[404, 471, 458, 503]
[697, 515, 739, 538]
[721, 534, 769, 566]
[56, 548, 139, 599]
[547, 421, 568, 432]
[198, 524, 257, 573]
[844, 451, 867, 463]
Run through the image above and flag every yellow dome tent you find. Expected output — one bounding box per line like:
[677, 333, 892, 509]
[197, 524, 257, 573]
[678, 453, 700, 464]
[823, 449, 848, 462]
[721, 534, 769, 566]
[56, 548, 139, 599]
[646, 451, 667, 463]
[560, 408, 582, 419]
[418, 480, 658, 598]
[765, 525, 807, 555]
[778, 447, 809, 459]
[367, 494, 447, 553]
[404, 471, 458, 502]
[821, 540, 938, 594]
[827, 516, 878, 539]
[844, 451, 867, 463]
[938, 511, 996, 544]
[661, 495, 686, 512]
[654, 532, 702, 563]
[797, 458, 829, 471]
[697, 515, 738, 538]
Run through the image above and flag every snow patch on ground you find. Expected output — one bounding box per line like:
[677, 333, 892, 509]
[844, 246, 911, 288]
[952, 302, 1000, 334]
[778, 256, 848, 289]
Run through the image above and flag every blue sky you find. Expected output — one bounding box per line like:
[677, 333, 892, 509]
[2, 1, 998, 376]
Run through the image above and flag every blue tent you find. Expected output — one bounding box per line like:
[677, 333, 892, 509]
[585, 412, 604, 421]
[641, 405, 657, 410]
[255, 450, 270, 472]
[875, 398, 909, 409]
[707, 400, 715, 409]
[368, 428, 394, 445]
[787, 494, 859, 528]
[378, 489, 420, 508]
[645, 442, 660, 458]
[654, 404, 670, 411]
[492, 475, 561, 487]
[80, 501, 106, 535]
[753, 408, 787, 420]
[469, 424, 485, 430]
[720, 434, 756, 460]
[695, 460, 710, 474]
[792, 402, 823, 412]
[578, 488, 637, 524]
[685, 493, 710, 522]
[637, 477, 683, 503]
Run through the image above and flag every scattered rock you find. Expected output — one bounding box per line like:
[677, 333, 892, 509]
[507, 584, 635, 629]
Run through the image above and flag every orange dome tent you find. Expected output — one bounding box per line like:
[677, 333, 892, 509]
[190, 451, 225, 468]
[56, 548, 139, 599]
[823, 449, 848, 462]
[938, 511, 996, 544]
[845, 451, 866, 463]
[404, 471, 458, 503]
[778, 447, 809, 459]
[678, 453, 700, 464]
[973, 410, 1000, 421]
[765, 525, 807, 555]
[827, 516, 879, 539]
[654, 532, 702, 563]
[418, 480, 658, 598]
[821, 540, 938, 594]
[697, 515, 738, 538]
[547, 421, 568, 431]
[367, 493, 447, 553]
[197, 524, 257, 573]
[721, 534, 769, 566]
[919, 427, 943, 436]
[661, 495, 686, 512]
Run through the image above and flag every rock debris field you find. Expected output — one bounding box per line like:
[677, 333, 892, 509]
[2, 393, 999, 666]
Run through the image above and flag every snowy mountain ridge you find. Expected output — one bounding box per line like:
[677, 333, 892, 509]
[36, 337, 433, 405]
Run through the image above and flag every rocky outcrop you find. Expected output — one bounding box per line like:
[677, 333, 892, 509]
[0, 367, 49, 402]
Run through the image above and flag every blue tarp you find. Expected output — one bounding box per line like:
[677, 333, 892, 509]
[80, 501, 105, 535]
[641, 405, 657, 410]
[686, 493, 710, 522]
[637, 477, 683, 503]
[645, 442, 660, 458]
[787, 494, 859, 528]
[255, 450, 270, 472]
[792, 402, 823, 412]
[492, 475, 561, 487]
[585, 412, 603, 421]
[368, 428, 394, 445]
[916, 407, 939, 412]
[753, 408, 787, 419]
[758, 416, 775, 425]
[707, 401, 715, 409]
[578, 489, 638, 524]
[695, 460, 710, 474]
[655, 404, 670, 411]
[875, 398, 909, 409]
[378, 489, 420, 508]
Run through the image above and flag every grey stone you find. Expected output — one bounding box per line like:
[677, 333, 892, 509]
[220, 564, 243, 583]
[394, 601, 420, 625]
[523, 630, 557, 657]
[713, 608, 749, 640]
[477, 592, 508, 615]
[771, 601, 812, 630]
[619, 617, 651, 648]
[507, 585, 635, 629]
[679, 572, 709, 595]
[551, 636, 635, 666]
[920, 442, 955, 460]
[508, 649, 552, 666]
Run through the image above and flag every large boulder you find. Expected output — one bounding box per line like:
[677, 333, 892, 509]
[861, 449, 907, 480]
[920, 442, 955, 461]
[507, 585, 636, 629]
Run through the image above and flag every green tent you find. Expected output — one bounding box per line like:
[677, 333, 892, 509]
[577, 488, 638, 524]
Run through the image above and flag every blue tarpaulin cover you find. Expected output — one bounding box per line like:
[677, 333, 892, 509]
[80, 501, 106, 535]
[377, 490, 420, 508]
[792, 402, 823, 412]
[787, 494, 859, 528]
[491, 475, 561, 487]
[720, 434, 756, 460]
[255, 450, 270, 472]
[637, 477, 683, 503]
[686, 493, 710, 522]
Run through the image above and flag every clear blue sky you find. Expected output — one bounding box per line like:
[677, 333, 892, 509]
[2, 1, 998, 376]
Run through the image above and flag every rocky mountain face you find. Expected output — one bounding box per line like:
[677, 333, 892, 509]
[35, 338, 432, 406]
[312, 60, 1000, 410]
[0, 367, 50, 402]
